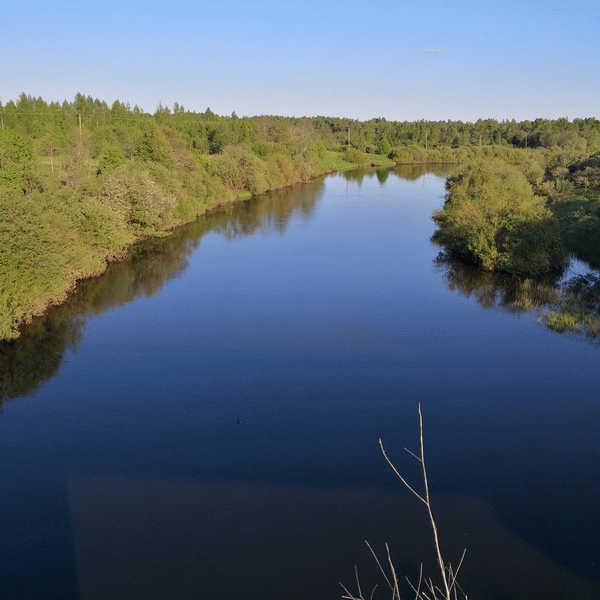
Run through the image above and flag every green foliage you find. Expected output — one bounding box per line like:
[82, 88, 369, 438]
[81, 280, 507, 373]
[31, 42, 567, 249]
[100, 164, 178, 227]
[136, 122, 176, 168]
[0, 128, 34, 166]
[433, 160, 566, 273]
[0, 128, 36, 190]
[252, 141, 272, 158]
[0, 188, 106, 340]
[377, 138, 391, 156]
[97, 146, 128, 173]
[569, 153, 600, 190]
[305, 142, 327, 160]
[343, 148, 369, 164]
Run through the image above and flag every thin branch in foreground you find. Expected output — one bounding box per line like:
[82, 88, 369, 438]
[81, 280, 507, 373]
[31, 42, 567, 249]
[343, 405, 467, 600]
[379, 438, 426, 505]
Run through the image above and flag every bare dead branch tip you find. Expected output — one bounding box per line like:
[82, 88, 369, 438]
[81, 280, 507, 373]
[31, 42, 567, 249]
[345, 404, 468, 600]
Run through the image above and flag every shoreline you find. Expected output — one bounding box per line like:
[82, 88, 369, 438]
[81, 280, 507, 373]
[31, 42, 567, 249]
[8, 162, 349, 339]
[5, 158, 416, 341]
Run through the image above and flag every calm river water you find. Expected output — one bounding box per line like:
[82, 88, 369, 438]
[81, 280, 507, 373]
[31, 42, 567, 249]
[1, 166, 599, 600]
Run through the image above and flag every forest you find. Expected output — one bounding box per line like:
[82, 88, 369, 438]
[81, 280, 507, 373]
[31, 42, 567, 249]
[1, 92, 600, 341]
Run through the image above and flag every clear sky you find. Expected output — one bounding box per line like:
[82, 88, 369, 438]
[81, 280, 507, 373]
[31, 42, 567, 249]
[1, 0, 598, 122]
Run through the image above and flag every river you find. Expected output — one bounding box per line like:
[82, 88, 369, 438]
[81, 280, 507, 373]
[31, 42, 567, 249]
[1, 166, 599, 600]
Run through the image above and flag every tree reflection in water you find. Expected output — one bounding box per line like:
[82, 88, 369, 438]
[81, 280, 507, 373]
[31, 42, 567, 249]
[0, 180, 323, 407]
[433, 250, 600, 342]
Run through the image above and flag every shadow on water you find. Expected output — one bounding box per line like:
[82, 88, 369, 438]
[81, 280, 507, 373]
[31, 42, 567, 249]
[0, 179, 324, 408]
[64, 471, 600, 600]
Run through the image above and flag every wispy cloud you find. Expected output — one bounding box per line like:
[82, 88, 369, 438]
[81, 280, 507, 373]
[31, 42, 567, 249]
[423, 49, 443, 53]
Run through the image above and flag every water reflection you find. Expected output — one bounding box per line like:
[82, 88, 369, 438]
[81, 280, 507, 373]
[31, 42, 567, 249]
[0, 179, 323, 407]
[211, 177, 324, 239]
[433, 250, 600, 342]
[335, 164, 458, 185]
[433, 252, 563, 313]
[0, 315, 83, 408]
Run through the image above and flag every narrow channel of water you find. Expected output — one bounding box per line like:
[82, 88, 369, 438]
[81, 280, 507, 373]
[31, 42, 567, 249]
[1, 166, 599, 600]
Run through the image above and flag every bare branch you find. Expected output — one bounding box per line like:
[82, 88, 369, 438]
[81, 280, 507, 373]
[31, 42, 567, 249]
[404, 446, 423, 462]
[365, 541, 393, 592]
[355, 565, 363, 600]
[417, 404, 451, 600]
[406, 563, 424, 600]
[346, 405, 468, 600]
[340, 581, 361, 600]
[385, 543, 401, 599]
[379, 438, 427, 505]
[448, 549, 467, 592]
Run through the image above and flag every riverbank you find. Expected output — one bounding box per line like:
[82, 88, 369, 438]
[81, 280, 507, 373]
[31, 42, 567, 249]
[1, 149, 396, 341]
[4, 93, 596, 341]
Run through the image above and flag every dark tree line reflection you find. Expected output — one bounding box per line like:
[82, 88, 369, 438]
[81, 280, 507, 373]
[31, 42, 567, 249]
[0, 179, 323, 407]
[434, 250, 600, 342]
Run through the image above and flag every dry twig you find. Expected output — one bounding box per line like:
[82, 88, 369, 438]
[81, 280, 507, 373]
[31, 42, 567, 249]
[342, 404, 467, 600]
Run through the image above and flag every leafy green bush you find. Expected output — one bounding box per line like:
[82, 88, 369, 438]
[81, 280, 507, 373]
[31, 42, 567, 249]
[0, 188, 105, 339]
[433, 160, 566, 273]
[343, 148, 369, 164]
[97, 146, 127, 173]
[377, 138, 391, 156]
[100, 164, 177, 227]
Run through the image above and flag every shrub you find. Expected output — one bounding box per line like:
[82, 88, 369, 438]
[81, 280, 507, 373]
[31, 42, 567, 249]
[343, 148, 368, 164]
[97, 146, 127, 173]
[377, 138, 391, 156]
[433, 160, 566, 273]
[100, 164, 177, 227]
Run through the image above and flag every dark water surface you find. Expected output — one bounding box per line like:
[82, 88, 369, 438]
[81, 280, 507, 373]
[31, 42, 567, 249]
[1, 167, 599, 600]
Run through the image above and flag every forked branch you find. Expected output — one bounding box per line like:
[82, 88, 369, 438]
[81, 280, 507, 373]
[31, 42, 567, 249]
[343, 404, 467, 600]
[379, 403, 463, 600]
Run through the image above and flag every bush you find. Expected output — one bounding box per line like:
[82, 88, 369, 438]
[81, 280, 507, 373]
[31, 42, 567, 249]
[433, 160, 566, 273]
[377, 138, 391, 156]
[97, 146, 127, 173]
[343, 148, 368, 164]
[100, 164, 178, 227]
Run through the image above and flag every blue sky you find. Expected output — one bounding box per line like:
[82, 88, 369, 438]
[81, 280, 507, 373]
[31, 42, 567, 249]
[1, 0, 598, 122]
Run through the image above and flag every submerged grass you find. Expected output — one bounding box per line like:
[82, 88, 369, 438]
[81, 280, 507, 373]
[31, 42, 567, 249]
[542, 310, 586, 332]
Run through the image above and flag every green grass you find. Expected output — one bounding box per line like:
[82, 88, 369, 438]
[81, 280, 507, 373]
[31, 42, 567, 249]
[320, 151, 356, 171]
[541, 310, 586, 332]
[367, 154, 396, 166]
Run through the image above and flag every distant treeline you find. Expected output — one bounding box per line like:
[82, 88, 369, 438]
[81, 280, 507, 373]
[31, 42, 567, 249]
[3, 93, 600, 157]
[1, 92, 600, 341]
